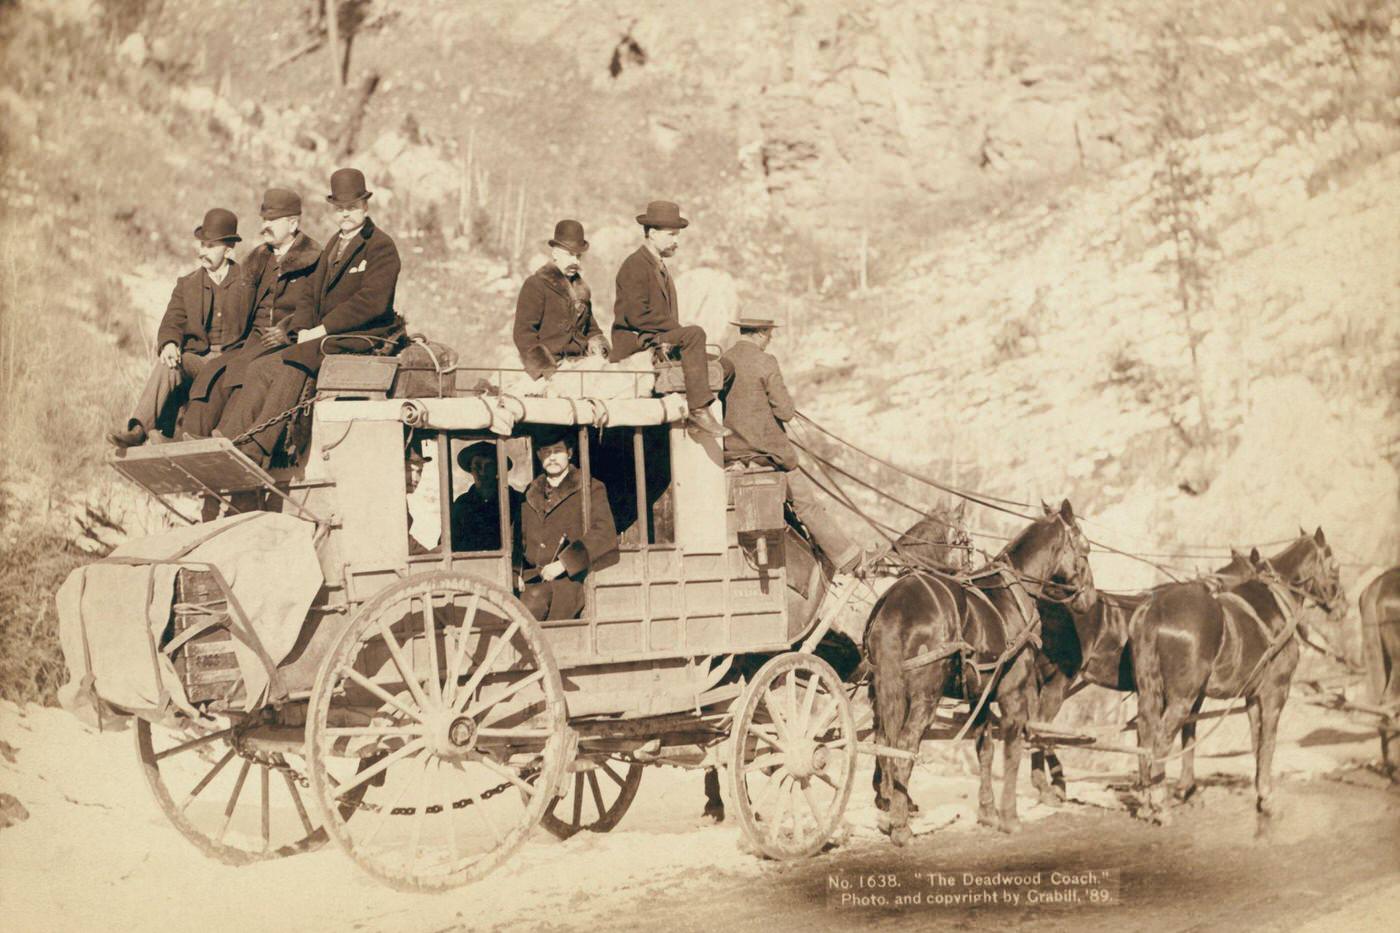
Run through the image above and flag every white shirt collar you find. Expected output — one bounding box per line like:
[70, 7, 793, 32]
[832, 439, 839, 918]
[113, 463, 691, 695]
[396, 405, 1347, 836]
[206, 261, 231, 285]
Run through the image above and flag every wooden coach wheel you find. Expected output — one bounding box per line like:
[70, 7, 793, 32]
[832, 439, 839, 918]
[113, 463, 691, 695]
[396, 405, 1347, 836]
[729, 652, 858, 860]
[538, 757, 645, 840]
[305, 571, 570, 892]
[136, 715, 344, 864]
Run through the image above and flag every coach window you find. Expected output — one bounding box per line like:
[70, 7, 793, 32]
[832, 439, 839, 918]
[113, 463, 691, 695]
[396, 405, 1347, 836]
[405, 430, 443, 558]
[446, 435, 526, 555]
[586, 425, 673, 547]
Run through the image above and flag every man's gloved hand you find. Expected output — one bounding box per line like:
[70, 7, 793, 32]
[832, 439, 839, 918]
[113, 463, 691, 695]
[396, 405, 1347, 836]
[159, 342, 181, 369]
[540, 561, 566, 581]
[586, 335, 610, 358]
[261, 323, 291, 349]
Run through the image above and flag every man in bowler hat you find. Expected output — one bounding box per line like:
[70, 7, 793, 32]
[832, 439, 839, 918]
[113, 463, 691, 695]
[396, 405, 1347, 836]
[512, 219, 608, 379]
[609, 201, 729, 437]
[183, 188, 321, 437]
[721, 317, 866, 574]
[517, 426, 617, 621]
[108, 208, 242, 447]
[219, 168, 405, 465]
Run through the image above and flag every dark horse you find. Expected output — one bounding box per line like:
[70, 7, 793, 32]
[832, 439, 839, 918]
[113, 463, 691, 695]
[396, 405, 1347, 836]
[699, 503, 972, 822]
[1357, 565, 1399, 773]
[1131, 529, 1344, 826]
[1027, 543, 1292, 806]
[866, 500, 1096, 844]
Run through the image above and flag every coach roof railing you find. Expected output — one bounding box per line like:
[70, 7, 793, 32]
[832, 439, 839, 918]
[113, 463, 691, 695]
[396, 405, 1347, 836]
[315, 394, 690, 432]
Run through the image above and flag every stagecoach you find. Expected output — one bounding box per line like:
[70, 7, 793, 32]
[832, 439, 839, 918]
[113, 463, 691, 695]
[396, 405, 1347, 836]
[73, 356, 868, 890]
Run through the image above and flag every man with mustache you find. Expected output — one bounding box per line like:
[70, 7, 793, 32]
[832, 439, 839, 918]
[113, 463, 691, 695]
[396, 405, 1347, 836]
[107, 208, 242, 448]
[610, 200, 729, 437]
[512, 219, 608, 379]
[219, 168, 404, 466]
[183, 188, 320, 437]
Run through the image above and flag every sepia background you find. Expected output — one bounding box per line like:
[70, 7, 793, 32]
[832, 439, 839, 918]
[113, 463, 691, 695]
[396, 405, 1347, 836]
[0, 0, 1397, 929]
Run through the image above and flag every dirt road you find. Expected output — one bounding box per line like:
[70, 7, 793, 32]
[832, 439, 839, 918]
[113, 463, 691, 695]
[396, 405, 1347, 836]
[2, 699, 1396, 932]
[599, 774, 1400, 933]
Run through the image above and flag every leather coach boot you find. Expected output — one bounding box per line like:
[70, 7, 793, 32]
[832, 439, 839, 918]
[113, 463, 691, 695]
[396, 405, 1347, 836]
[106, 423, 147, 448]
[687, 409, 731, 438]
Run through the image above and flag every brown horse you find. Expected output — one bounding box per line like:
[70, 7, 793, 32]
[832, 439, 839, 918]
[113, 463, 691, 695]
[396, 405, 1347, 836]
[866, 500, 1096, 844]
[1028, 544, 1288, 805]
[1131, 529, 1344, 827]
[1358, 565, 1400, 773]
[700, 502, 971, 822]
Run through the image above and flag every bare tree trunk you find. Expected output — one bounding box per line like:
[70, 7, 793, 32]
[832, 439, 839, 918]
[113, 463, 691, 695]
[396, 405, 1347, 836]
[326, 0, 344, 86]
[338, 71, 379, 157]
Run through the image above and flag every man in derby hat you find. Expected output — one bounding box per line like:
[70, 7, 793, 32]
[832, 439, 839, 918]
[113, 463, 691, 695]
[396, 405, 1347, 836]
[183, 187, 321, 437]
[512, 219, 609, 379]
[218, 167, 405, 466]
[450, 440, 523, 552]
[609, 200, 729, 438]
[720, 316, 867, 575]
[107, 208, 243, 447]
[517, 425, 617, 621]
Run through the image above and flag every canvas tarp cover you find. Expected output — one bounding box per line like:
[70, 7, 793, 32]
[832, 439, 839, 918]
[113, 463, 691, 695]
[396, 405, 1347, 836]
[56, 511, 323, 726]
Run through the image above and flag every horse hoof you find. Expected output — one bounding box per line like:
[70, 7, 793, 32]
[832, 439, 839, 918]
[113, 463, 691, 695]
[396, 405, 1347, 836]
[999, 816, 1022, 835]
[890, 826, 912, 848]
[1256, 796, 1280, 820]
[1037, 787, 1065, 808]
[977, 809, 999, 830]
[703, 803, 725, 823]
[1174, 785, 1205, 808]
[876, 812, 892, 835]
[1151, 807, 1173, 828]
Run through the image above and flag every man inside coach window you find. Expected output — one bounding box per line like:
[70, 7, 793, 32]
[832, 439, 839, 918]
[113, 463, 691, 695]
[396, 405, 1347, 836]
[517, 427, 616, 621]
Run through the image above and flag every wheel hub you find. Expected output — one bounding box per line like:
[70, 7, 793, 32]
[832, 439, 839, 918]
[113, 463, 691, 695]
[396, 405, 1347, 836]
[786, 740, 817, 779]
[447, 716, 478, 750]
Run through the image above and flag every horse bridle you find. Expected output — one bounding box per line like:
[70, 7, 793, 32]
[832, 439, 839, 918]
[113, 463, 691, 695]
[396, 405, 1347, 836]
[1256, 546, 1343, 616]
[994, 513, 1094, 607]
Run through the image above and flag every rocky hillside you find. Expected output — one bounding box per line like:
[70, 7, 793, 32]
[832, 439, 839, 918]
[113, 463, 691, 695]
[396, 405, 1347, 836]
[1, 0, 1398, 697]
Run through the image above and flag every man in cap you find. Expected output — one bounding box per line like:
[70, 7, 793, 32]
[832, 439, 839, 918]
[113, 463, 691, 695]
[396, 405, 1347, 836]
[107, 208, 243, 447]
[183, 188, 321, 437]
[404, 433, 433, 555]
[609, 200, 729, 437]
[219, 167, 405, 465]
[517, 426, 617, 621]
[721, 317, 866, 575]
[450, 441, 522, 552]
[512, 219, 608, 379]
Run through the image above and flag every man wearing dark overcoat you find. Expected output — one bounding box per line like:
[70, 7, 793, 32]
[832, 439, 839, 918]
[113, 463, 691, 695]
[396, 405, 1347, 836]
[512, 219, 609, 379]
[184, 188, 320, 437]
[219, 168, 405, 465]
[108, 208, 242, 447]
[721, 317, 865, 574]
[451, 441, 523, 552]
[518, 427, 617, 621]
[609, 200, 729, 437]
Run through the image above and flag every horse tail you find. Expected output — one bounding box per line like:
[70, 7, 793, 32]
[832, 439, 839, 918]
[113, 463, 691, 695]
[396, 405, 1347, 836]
[1128, 596, 1166, 785]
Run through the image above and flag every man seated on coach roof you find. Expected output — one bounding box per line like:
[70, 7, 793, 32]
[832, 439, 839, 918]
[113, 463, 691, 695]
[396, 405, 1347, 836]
[609, 200, 729, 438]
[451, 441, 523, 553]
[512, 219, 609, 380]
[517, 426, 617, 622]
[217, 167, 405, 466]
[107, 209, 243, 448]
[183, 187, 321, 438]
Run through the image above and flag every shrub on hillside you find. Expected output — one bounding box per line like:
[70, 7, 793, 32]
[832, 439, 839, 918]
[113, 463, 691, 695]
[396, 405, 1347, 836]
[0, 521, 87, 705]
